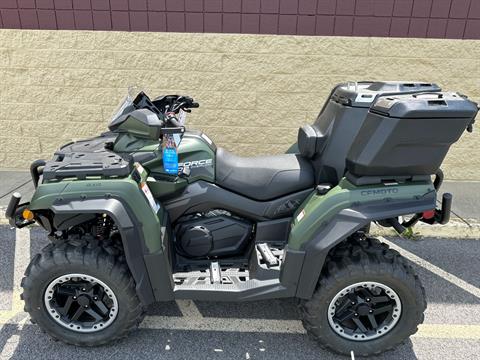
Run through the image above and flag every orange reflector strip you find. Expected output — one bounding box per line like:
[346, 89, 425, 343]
[22, 209, 34, 221]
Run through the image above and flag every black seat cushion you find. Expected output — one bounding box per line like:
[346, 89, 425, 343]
[215, 148, 315, 201]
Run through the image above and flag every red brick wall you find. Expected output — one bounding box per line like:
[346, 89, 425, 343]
[0, 0, 479, 39]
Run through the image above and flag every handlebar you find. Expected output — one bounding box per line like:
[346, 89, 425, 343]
[133, 92, 200, 116]
[129, 92, 200, 135]
[161, 96, 199, 133]
[169, 96, 199, 113]
[165, 113, 183, 128]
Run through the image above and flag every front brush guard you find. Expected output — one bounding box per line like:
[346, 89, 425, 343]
[5, 159, 46, 228]
[30, 159, 46, 188]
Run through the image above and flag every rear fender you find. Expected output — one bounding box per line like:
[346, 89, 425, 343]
[287, 178, 436, 299]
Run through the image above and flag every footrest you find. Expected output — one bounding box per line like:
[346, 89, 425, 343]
[210, 261, 221, 284]
[257, 243, 279, 267]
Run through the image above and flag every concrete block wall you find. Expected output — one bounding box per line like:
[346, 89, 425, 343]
[0, 29, 478, 180]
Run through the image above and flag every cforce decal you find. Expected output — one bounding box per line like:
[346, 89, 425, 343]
[179, 159, 213, 169]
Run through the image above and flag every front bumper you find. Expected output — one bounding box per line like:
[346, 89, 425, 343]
[5, 159, 47, 228]
[5, 192, 34, 228]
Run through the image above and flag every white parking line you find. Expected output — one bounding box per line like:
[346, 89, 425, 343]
[11, 228, 31, 313]
[141, 316, 306, 334]
[0, 317, 27, 346]
[14, 228, 30, 292]
[379, 237, 480, 300]
[414, 324, 480, 340]
[0, 313, 478, 340]
[140, 317, 480, 340]
[0, 228, 31, 359]
[175, 300, 203, 318]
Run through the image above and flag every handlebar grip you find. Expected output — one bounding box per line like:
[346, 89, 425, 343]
[190, 102, 200, 108]
[168, 116, 182, 128]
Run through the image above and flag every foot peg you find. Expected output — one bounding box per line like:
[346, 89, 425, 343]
[257, 243, 279, 267]
[210, 261, 221, 284]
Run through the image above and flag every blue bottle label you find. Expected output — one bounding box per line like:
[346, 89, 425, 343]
[162, 135, 178, 175]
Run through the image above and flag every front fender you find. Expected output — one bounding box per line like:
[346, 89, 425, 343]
[51, 198, 159, 305]
[29, 178, 174, 304]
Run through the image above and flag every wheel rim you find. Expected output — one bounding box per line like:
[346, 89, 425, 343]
[327, 281, 402, 341]
[44, 273, 119, 333]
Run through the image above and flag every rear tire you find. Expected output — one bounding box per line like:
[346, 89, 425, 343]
[21, 239, 145, 346]
[300, 237, 426, 357]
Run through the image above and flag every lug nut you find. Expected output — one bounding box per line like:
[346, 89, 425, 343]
[354, 313, 358, 317]
[366, 298, 371, 302]
[93, 297, 98, 300]
[369, 310, 373, 314]
[82, 288, 86, 291]
[73, 296, 77, 300]
[351, 302, 355, 305]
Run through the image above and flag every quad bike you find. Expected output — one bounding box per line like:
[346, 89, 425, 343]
[6, 81, 478, 356]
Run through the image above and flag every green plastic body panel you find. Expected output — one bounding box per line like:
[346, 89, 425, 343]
[110, 132, 215, 199]
[288, 178, 435, 250]
[147, 177, 189, 199]
[115, 116, 161, 140]
[141, 133, 215, 199]
[144, 134, 215, 179]
[113, 133, 159, 153]
[29, 176, 164, 254]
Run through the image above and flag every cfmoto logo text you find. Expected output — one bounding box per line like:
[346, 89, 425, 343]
[361, 188, 399, 196]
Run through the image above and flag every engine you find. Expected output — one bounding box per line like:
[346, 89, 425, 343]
[175, 210, 253, 258]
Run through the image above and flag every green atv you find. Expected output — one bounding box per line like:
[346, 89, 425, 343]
[6, 81, 478, 356]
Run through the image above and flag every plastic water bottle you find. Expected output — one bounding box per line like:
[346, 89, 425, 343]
[162, 135, 178, 175]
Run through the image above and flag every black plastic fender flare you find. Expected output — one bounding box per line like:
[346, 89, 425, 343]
[51, 198, 160, 305]
[294, 193, 436, 299]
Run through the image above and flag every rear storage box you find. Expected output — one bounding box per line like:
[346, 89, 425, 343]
[346, 92, 478, 180]
[297, 81, 441, 184]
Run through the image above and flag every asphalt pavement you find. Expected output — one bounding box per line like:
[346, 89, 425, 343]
[0, 225, 478, 359]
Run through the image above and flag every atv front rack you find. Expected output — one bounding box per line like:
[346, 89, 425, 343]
[41, 151, 132, 182]
[39, 133, 132, 183]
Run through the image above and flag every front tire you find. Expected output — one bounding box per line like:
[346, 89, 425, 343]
[21, 240, 145, 346]
[300, 237, 426, 357]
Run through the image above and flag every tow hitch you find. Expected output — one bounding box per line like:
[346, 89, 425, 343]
[387, 170, 453, 234]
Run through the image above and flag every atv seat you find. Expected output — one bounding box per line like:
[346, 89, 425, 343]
[215, 148, 315, 201]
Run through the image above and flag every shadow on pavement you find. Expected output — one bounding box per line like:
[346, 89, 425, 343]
[388, 236, 480, 288]
[386, 236, 480, 305]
